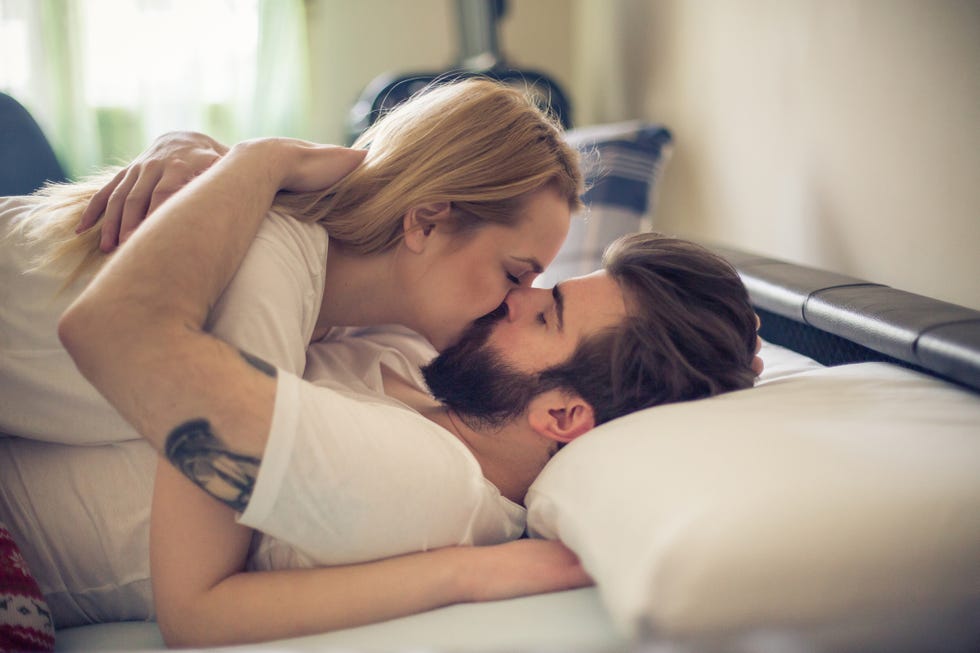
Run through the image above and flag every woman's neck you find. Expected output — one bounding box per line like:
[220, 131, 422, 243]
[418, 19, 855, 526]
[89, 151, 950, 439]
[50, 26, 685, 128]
[313, 240, 415, 340]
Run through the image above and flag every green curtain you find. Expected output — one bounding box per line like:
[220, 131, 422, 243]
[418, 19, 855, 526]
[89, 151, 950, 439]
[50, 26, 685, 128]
[14, 0, 311, 179]
[252, 0, 312, 140]
[37, 0, 101, 177]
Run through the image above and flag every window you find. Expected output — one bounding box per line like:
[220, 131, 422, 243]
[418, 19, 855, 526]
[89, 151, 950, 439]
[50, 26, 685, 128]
[0, 0, 308, 176]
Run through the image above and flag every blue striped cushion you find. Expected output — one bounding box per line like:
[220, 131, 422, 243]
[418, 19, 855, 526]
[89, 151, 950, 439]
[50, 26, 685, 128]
[537, 122, 672, 287]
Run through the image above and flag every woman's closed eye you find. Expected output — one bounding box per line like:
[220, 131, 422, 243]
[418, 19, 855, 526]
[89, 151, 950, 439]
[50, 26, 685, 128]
[536, 312, 547, 326]
[508, 269, 539, 287]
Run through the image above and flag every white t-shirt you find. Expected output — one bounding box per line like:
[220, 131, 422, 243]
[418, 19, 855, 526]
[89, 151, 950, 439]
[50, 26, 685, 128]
[244, 327, 526, 570]
[0, 195, 328, 443]
[1, 195, 134, 444]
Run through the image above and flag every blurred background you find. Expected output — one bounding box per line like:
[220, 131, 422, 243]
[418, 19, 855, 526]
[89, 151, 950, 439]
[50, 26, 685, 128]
[1, 0, 977, 309]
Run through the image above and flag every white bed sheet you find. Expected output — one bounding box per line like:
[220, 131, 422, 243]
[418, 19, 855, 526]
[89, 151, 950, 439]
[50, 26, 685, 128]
[55, 588, 627, 652]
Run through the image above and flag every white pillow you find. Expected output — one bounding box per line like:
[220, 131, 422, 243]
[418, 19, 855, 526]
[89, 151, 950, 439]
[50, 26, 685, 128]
[526, 363, 980, 645]
[755, 339, 825, 383]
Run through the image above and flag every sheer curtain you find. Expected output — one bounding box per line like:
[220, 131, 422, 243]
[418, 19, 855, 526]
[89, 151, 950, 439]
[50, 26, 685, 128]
[0, 0, 310, 178]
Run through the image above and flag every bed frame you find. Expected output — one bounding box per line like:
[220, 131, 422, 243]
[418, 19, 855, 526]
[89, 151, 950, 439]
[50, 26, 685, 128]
[710, 244, 980, 393]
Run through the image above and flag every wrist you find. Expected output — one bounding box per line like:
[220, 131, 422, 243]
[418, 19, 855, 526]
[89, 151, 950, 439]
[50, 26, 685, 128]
[203, 133, 230, 156]
[224, 140, 288, 192]
[444, 546, 485, 604]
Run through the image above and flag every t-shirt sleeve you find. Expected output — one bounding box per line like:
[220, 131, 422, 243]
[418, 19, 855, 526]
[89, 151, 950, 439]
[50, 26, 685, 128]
[239, 371, 525, 565]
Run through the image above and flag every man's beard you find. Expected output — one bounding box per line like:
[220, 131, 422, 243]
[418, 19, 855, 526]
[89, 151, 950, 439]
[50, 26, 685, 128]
[421, 305, 541, 430]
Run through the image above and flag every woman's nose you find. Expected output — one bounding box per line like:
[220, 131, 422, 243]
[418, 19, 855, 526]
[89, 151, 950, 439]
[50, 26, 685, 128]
[503, 286, 550, 322]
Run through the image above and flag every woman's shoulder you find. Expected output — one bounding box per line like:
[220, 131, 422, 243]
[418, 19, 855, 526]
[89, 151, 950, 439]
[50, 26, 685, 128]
[257, 209, 329, 265]
[0, 194, 44, 232]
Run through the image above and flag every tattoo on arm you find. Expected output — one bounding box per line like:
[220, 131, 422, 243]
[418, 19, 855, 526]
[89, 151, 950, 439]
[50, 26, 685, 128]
[165, 419, 260, 512]
[240, 350, 277, 377]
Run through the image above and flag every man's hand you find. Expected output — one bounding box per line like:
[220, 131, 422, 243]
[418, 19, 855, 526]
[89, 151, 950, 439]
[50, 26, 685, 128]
[78, 131, 229, 252]
[752, 313, 765, 376]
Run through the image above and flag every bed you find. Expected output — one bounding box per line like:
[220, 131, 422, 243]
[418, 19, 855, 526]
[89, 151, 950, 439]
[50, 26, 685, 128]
[44, 122, 980, 652]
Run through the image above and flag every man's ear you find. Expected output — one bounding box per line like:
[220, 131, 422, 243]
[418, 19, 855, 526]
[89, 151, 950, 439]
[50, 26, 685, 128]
[527, 389, 596, 444]
[402, 202, 451, 254]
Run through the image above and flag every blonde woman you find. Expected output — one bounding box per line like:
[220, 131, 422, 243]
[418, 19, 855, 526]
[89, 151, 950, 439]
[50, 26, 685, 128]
[0, 79, 590, 641]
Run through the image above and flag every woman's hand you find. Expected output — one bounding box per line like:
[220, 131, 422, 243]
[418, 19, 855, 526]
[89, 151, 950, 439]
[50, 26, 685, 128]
[78, 131, 228, 251]
[462, 538, 593, 603]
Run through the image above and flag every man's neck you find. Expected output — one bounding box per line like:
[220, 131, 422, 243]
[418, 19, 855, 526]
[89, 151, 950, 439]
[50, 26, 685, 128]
[380, 365, 551, 506]
[426, 408, 553, 506]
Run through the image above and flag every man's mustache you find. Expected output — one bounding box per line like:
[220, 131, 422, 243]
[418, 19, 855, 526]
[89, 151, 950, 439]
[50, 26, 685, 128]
[476, 302, 508, 326]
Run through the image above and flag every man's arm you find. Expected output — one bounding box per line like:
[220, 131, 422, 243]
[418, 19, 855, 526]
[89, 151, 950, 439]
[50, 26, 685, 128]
[59, 139, 365, 495]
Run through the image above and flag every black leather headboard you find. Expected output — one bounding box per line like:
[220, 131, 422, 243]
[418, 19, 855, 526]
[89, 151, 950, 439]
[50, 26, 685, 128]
[709, 245, 980, 392]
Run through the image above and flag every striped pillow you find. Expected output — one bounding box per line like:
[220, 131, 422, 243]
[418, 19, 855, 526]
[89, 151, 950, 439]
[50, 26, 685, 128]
[537, 122, 672, 287]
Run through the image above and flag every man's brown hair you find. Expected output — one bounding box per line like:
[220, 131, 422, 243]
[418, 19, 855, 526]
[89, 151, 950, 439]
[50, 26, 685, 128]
[538, 232, 758, 425]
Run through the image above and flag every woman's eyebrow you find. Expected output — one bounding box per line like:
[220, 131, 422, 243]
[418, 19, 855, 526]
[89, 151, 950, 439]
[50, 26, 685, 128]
[511, 256, 543, 274]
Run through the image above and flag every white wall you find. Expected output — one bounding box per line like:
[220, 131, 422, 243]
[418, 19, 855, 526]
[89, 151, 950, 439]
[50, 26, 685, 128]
[308, 0, 979, 309]
[306, 0, 573, 146]
[631, 0, 980, 309]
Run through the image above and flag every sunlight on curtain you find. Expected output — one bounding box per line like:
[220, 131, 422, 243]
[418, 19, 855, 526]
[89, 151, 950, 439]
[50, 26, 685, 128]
[0, 0, 310, 178]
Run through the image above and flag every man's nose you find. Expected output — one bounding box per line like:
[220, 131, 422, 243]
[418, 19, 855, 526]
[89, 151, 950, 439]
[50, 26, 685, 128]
[503, 286, 550, 322]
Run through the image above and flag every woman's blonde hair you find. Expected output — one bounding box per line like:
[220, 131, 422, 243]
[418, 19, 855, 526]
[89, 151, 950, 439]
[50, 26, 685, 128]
[18, 78, 583, 284]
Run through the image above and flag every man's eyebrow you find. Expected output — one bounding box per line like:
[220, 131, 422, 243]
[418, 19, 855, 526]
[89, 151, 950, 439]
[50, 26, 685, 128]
[512, 256, 543, 274]
[553, 283, 565, 332]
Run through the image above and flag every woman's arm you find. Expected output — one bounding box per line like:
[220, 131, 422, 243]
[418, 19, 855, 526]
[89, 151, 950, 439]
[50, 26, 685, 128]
[152, 460, 589, 647]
